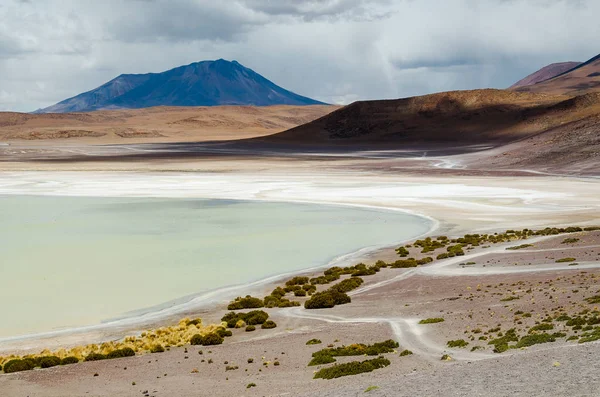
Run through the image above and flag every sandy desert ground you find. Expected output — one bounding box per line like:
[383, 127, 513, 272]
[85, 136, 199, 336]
[1, 147, 600, 396]
[0, 95, 599, 396]
[0, 105, 337, 144]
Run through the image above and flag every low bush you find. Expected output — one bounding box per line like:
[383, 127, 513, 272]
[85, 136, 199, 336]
[515, 333, 556, 348]
[107, 348, 135, 359]
[310, 273, 340, 285]
[3, 358, 36, 373]
[528, 323, 554, 333]
[391, 259, 418, 268]
[60, 356, 79, 365]
[306, 339, 322, 345]
[304, 290, 351, 309]
[447, 339, 469, 348]
[246, 325, 256, 332]
[222, 310, 269, 327]
[308, 340, 398, 366]
[556, 258, 577, 263]
[190, 333, 224, 346]
[506, 244, 533, 250]
[313, 357, 390, 379]
[84, 353, 107, 362]
[308, 354, 336, 366]
[261, 320, 277, 329]
[419, 318, 444, 324]
[399, 349, 413, 356]
[395, 246, 409, 257]
[294, 289, 307, 297]
[227, 295, 264, 310]
[286, 276, 309, 286]
[488, 328, 519, 353]
[247, 383, 256, 389]
[150, 344, 165, 353]
[562, 238, 580, 244]
[39, 356, 61, 368]
[500, 295, 520, 302]
[352, 267, 377, 277]
[329, 278, 363, 293]
[215, 327, 233, 337]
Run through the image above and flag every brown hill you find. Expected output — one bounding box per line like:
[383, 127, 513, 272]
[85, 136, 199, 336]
[513, 53, 600, 95]
[263, 89, 600, 145]
[0, 105, 338, 144]
[509, 62, 581, 88]
[469, 94, 600, 175]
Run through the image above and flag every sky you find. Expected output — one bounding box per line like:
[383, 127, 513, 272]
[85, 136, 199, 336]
[0, 0, 599, 112]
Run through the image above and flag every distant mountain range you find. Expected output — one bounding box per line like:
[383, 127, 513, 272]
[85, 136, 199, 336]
[38, 59, 324, 113]
[510, 53, 600, 95]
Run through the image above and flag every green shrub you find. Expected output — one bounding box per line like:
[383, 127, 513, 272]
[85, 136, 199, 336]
[352, 267, 377, 277]
[246, 325, 256, 332]
[506, 244, 533, 250]
[247, 383, 256, 388]
[286, 276, 310, 286]
[308, 354, 336, 366]
[227, 295, 264, 310]
[515, 333, 556, 348]
[305, 292, 336, 309]
[222, 310, 269, 327]
[306, 339, 322, 345]
[244, 310, 269, 325]
[308, 340, 398, 366]
[294, 289, 307, 297]
[395, 247, 409, 257]
[562, 238, 580, 244]
[39, 356, 61, 368]
[447, 339, 469, 348]
[330, 278, 364, 293]
[150, 344, 165, 353]
[106, 348, 135, 359]
[60, 356, 79, 365]
[399, 349, 413, 356]
[310, 273, 340, 285]
[3, 359, 36, 373]
[500, 295, 520, 302]
[391, 259, 418, 268]
[556, 257, 576, 263]
[190, 333, 224, 346]
[313, 357, 390, 379]
[419, 318, 444, 324]
[488, 328, 519, 353]
[84, 353, 107, 362]
[261, 320, 277, 329]
[418, 257, 434, 265]
[528, 323, 554, 333]
[215, 327, 233, 337]
[585, 296, 600, 304]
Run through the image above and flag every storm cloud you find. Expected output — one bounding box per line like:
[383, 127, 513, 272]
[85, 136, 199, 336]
[0, 0, 598, 111]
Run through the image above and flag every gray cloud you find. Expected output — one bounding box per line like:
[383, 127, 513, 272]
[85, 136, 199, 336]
[241, 0, 393, 21]
[0, 0, 598, 111]
[109, 1, 267, 43]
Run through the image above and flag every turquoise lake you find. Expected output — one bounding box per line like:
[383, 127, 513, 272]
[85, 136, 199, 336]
[0, 195, 432, 338]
